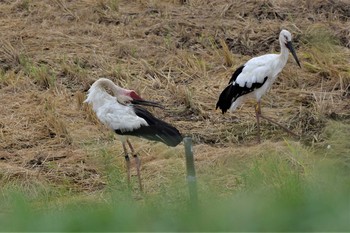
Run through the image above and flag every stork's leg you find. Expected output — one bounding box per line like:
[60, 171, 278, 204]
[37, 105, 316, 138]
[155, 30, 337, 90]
[259, 114, 299, 137]
[127, 139, 142, 191]
[255, 101, 261, 143]
[122, 142, 131, 187]
[256, 102, 299, 138]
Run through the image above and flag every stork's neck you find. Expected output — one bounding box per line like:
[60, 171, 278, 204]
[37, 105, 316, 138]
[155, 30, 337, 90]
[94, 78, 123, 96]
[278, 41, 289, 67]
[85, 78, 124, 109]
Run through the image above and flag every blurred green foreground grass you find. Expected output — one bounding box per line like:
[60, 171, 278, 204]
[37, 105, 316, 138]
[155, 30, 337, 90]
[1, 121, 349, 232]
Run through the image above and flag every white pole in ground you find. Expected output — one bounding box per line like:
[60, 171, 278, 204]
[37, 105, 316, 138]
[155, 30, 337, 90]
[183, 136, 198, 206]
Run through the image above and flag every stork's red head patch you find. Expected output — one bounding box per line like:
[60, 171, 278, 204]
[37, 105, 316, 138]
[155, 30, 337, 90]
[129, 91, 142, 100]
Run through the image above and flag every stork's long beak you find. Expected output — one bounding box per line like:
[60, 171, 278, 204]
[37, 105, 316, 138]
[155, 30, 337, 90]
[286, 41, 301, 68]
[131, 99, 165, 109]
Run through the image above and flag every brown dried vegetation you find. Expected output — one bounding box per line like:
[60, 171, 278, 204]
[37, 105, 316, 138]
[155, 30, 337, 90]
[0, 0, 349, 193]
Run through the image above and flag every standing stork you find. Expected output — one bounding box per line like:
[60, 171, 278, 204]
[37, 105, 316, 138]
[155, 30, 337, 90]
[85, 78, 182, 191]
[216, 29, 301, 143]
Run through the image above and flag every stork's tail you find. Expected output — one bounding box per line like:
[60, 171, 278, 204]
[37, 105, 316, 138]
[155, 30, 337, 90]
[216, 84, 235, 114]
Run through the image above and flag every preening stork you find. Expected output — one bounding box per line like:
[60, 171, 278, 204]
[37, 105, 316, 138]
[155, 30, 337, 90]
[216, 29, 301, 143]
[85, 78, 182, 191]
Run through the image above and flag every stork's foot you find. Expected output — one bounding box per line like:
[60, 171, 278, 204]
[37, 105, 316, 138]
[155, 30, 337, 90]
[256, 133, 261, 144]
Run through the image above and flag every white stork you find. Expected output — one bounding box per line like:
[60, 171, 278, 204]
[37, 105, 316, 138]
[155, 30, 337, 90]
[85, 78, 182, 191]
[216, 29, 301, 143]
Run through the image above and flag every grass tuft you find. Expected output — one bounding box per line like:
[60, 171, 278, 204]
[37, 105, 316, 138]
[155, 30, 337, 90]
[302, 25, 350, 91]
[42, 98, 72, 144]
[219, 38, 235, 67]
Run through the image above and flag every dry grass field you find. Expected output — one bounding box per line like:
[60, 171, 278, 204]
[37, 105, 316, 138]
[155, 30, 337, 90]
[0, 0, 349, 211]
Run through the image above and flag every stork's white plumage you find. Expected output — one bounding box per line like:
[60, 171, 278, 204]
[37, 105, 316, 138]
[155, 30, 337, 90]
[216, 29, 301, 142]
[85, 78, 182, 190]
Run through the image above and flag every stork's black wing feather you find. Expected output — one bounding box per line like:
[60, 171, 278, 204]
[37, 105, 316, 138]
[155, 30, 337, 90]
[228, 65, 245, 84]
[114, 106, 182, 147]
[216, 76, 268, 114]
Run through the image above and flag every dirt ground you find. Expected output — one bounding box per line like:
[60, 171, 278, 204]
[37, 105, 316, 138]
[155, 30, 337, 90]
[0, 0, 349, 193]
